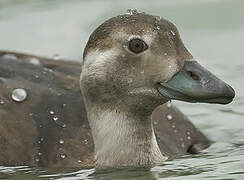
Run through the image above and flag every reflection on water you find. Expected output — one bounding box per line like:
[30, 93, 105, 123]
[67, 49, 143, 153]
[0, 0, 244, 179]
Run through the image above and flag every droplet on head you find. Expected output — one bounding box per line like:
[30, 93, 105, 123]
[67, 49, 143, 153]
[38, 152, 42, 156]
[126, 9, 138, 15]
[60, 154, 66, 159]
[59, 139, 64, 144]
[53, 116, 58, 121]
[11, 88, 27, 103]
[155, 16, 161, 21]
[78, 160, 82, 163]
[167, 114, 173, 120]
[187, 136, 191, 140]
[0, 100, 4, 105]
[49, 111, 55, 115]
[84, 139, 88, 144]
[167, 101, 172, 108]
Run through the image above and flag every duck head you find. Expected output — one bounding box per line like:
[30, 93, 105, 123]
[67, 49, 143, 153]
[80, 12, 235, 115]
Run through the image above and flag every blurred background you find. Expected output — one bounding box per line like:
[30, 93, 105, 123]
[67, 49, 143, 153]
[0, 0, 243, 179]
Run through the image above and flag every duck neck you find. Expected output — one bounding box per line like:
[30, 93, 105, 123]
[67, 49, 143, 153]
[86, 104, 167, 168]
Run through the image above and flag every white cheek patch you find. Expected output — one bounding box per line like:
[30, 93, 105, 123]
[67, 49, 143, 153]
[84, 48, 119, 68]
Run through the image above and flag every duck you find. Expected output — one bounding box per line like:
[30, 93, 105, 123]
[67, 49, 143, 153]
[0, 11, 235, 168]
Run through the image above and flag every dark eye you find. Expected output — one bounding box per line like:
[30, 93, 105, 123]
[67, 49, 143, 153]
[128, 38, 148, 54]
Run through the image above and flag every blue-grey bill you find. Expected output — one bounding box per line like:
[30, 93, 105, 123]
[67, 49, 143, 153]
[157, 61, 235, 104]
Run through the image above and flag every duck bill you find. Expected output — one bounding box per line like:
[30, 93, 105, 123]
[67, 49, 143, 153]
[157, 61, 235, 104]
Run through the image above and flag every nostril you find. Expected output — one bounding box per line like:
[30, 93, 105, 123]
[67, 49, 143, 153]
[187, 71, 200, 81]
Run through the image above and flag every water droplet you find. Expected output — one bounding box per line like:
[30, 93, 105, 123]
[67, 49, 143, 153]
[35, 75, 39, 79]
[35, 158, 40, 162]
[50, 111, 54, 115]
[40, 137, 44, 141]
[174, 129, 178, 133]
[78, 160, 82, 163]
[2, 54, 17, 60]
[52, 54, 60, 60]
[11, 88, 27, 102]
[156, 26, 160, 30]
[29, 58, 40, 65]
[62, 124, 67, 128]
[187, 131, 191, 135]
[0, 100, 4, 105]
[38, 152, 42, 156]
[140, 70, 144, 74]
[53, 116, 58, 121]
[187, 136, 191, 140]
[60, 154, 66, 159]
[167, 101, 171, 108]
[153, 121, 158, 125]
[167, 114, 173, 120]
[38, 140, 41, 144]
[155, 16, 161, 21]
[181, 143, 185, 148]
[126, 9, 138, 15]
[164, 53, 167, 56]
[171, 30, 176, 36]
[172, 123, 176, 129]
[59, 139, 64, 144]
[62, 103, 67, 107]
[84, 139, 88, 144]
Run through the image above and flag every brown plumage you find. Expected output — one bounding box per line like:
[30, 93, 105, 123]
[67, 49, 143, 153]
[0, 50, 209, 168]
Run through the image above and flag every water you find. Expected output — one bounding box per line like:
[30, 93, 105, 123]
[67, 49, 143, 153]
[0, 0, 243, 179]
[11, 88, 28, 103]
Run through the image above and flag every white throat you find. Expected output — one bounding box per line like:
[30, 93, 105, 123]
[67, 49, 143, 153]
[86, 105, 167, 167]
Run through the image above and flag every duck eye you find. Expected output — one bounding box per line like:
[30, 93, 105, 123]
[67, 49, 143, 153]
[128, 38, 148, 54]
